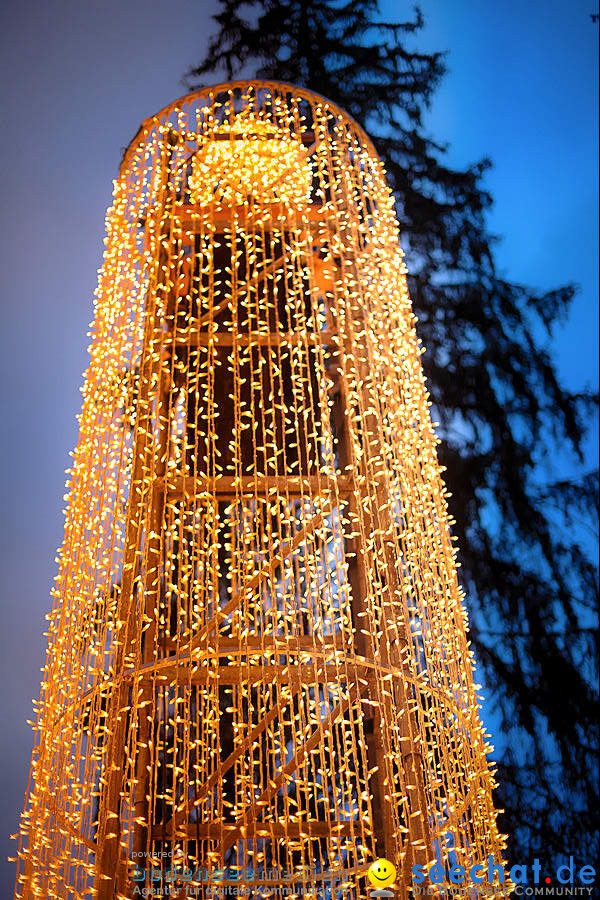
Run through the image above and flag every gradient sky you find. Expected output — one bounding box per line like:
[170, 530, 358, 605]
[0, 0, 597, 890]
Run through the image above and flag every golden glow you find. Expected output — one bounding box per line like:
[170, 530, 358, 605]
[13, 81, 509, 899]
[189, 114, 312, 207]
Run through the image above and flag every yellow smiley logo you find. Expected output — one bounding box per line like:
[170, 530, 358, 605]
[367, 858, 397, 889]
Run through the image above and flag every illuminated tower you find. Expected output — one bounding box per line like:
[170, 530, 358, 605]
[14, 82, 508, 899]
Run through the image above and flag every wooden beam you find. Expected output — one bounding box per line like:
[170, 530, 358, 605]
[184, 502, 332, 650]
[167, 330, 336, 348]
[221, 684, 361, 853]
[166, 474, 353, 500]
[133, 662, 364, 686]
[157, 819, 360, 842]
[175, 201, 337, 232]
[165, 687, 295, 832]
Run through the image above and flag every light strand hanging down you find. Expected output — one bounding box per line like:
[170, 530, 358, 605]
[13, 81, 509, 899]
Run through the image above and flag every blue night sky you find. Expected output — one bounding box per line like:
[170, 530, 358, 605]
[0, 0, 597, 890]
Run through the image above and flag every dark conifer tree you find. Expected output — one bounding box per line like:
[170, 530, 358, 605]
[184, 0, 599, 861]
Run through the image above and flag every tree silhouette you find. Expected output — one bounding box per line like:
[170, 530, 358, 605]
[184, 0, 599, 863]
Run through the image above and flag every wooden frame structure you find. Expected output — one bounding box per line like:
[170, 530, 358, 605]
[14, 82, 508, 899]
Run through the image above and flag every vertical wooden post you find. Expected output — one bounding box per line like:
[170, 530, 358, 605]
[330, 256, 432, 885]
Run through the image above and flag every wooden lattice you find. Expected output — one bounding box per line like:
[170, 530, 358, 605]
[14, 81, 508, 899]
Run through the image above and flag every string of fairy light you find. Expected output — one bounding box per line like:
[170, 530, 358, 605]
[13, 82, 509, 899]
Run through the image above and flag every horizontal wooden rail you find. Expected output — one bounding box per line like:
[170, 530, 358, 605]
[165, 474, 354, 499]
[134, 662, 364, 685]
[153, 819, 360, 842]
[166, 329, 337, 347]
